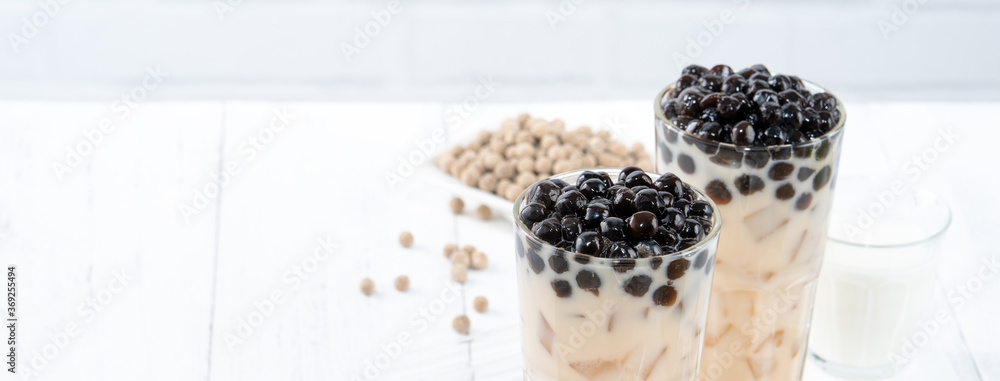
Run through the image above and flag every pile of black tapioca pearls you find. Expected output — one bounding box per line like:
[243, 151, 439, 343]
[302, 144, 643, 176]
[518, 167, 715, 306]
[661, 64, 841, 147]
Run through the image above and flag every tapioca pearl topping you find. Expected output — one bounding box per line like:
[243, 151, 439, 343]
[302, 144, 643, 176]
[520, 168, 717, 258]
[663, 64, 841, 146]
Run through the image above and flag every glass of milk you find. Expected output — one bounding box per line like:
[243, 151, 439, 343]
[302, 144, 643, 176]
[808, 178, 951, 379]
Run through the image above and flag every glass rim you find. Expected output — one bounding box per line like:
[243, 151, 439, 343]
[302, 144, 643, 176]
[512, 168, 723, 266]
[653, 79, 848, 151]
[827, 187, 952, 249]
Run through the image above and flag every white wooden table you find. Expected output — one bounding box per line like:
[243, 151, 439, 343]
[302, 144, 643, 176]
[1, 100, 996, 381]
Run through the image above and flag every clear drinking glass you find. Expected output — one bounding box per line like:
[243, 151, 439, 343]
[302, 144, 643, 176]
[809, 180, 951, 379]
[654, 82, 847, 381]
[513, 169, 722, 381]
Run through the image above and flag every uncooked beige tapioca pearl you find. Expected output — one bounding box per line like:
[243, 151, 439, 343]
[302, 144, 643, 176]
[436, 154, 454, 170]
[459, 149, 476, 161]
[516, 158, 534, 174]
[453, 315, 470, 334]
[534, 157, 553, 174]
[460, 169, 478, 186]
[488, 137, 507, 153]
[473, 296, 489, 313]
[466, 139, 483, 151]
[598, 154, 619, 167]
[503, 145, 519, 159]
[443, 243, 458, 259]
[476, 205, 492, 220]
[517, 113, 530, 125]
[581, 155, 597, 168]
[586, 136, 607, 153]
[398, 231, 414, 248]
[539, 135, 559, 149]
[551, 119, 566, 131]
[452, 251, 471, 267]
[449, 197, 465, 214]
[447, 161, 462, 177]
[480, 152, 500, 171]
[552, 160, 572, 174]
[631, 143, 646, 155]
[493, 161, 515, 179]
[514, 143, 534, 158]
[596, 130, 612, 140]
[637, 158, 654, 171]
[394, 275, 410, 292]
[514, 131, 533, 144]
[608, 141, 628, 157]
[495, 180, 509, 197]
[515, 172, 536, 189]
[545, 144, 561, 160]
[500, 118, 519, 132]
[504, 185, 522, 201]
[477, 173, 498, 192]
[462, 245, 476, 254]
[360, 278, 375, 296]
[471, 251, 489, 270]
[476, 130, 491, 144]
[450, 146, 464, 157]
[576, 126, 593, 137]
[451, 264, 468, 283]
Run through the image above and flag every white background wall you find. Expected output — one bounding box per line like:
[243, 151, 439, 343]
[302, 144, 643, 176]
[1, 0, 999, 102]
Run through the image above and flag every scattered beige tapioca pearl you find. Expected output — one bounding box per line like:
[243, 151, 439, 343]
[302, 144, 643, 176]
[587, 136, 607, 153]
[596, 130, 612, 140]
[449, 197, 465, 214]
[460, 170, 478, 187]
[471, 251, 489, 270]
[453, 314, 471, 335]
[360, 278, 375, 296]
[503, 145, 519, 159]
[451, 264, 468, 283]
[504, 185, 522, 201]
[500, 118, 519, 132]
[608, 141, 628, 157]
[514, 131, 534, 144]
[443, 243, 458, 259]
[480, 152, 501, 171]
[517, 113, 530, 124]
[462, 244, 476, 253]
[580, 155, 597, 168]
[494, 161, 515, 179]
[550, 119, 566, 131]
[394, 275, 410, 292]
[576, 125, 593, 137]
[451, 250, 471, 268]
[398, 231, 414, 248]
[473, 296, 489, 313]
[476, 205, 492, 220]
[539, 135, 559, 150]
[476, 130, 491, 144]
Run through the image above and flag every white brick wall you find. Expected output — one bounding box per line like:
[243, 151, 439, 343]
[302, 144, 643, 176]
[1, 0, 998, 101]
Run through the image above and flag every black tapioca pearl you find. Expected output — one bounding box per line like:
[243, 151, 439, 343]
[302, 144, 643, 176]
[576, 270, 602, 296]
[549, 253, 569, 274]
[628, 211, 659, 240]
[583, 203, 610, 229]
[555, 190, 587, 217]
[579, 178, 608, 199]
[623, 275, 653, 297]
[613, 259, 636, 273]
[705, 180, 732, 205]
[575, 231, 603, 256]
[611, 188, 637, 217]
[519, 202, 548, 229]
[679, 219, 704, 241]
[634, 240, 663, 258]
[599, 217, 627, 241]
[552, 279, 572, 298]
[744, 150, 770, 169]
[793, 145, 813, 159]
[815, 140, 831, 160]
[769, 162, 795, 181]
[711, 147, 743, 168]
[660, 208, 685, 231]
[560, 216, 584, 242]
[665, 128, 679, 143]
[653, 173, 684, 196]
[652, 285, 679, 307]
[797, 167, 814, 182]
[531, 218, 562, 245]
[650, 256, 664, 270]
[527, 251, 546, 274]
[624, 171, 653, 188]
[734, 174, 765, 196]
[677, 153, 694, 175]
[769, 146, 792, 160]
[775, 183, 796, 200]
[667, 258, 690, 280]
[574, 254, 590, 264]
[659, 143, 674, 165]
[687, 200, 714, 219]
[633, 189, 661, 214]
[693, 250, 709, 269]
[550, 178, 570, 189]
[655, 226, 680, 247]
[516, 237, 526, 258]
[692, 139, 719, 155]
[796, 192, 813, 210]
[813, 165, 832, 190]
